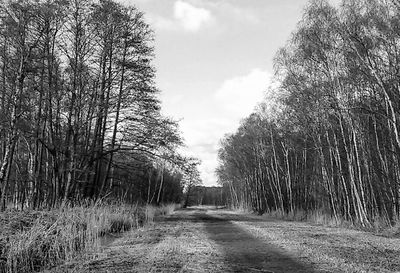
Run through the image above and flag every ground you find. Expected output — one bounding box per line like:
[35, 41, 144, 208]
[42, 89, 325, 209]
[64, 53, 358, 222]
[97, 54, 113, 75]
[48, 207, 400, 273]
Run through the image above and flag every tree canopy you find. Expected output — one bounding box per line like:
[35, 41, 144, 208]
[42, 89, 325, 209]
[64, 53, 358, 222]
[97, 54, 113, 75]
[0, 0, 200, 210]
[217, 0, 400, 227]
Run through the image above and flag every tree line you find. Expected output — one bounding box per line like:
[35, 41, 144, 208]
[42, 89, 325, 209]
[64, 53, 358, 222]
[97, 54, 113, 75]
[186, 186, 227, 207]
[217, 0, 400, 227]
[0, 0, 199, 210]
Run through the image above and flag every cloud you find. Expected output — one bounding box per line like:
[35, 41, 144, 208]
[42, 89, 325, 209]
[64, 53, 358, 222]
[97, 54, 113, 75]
[179, 117, 234, 186]
[174, 1, 212, 31]
[215, 68, 272, 119]
[145, 1, 213, 32]
[207, 2, 261, 25]
[176, 69, 272, 186]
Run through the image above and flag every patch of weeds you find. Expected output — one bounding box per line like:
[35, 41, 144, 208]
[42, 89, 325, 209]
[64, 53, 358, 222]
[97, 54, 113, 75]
[0, 203, 139, 273]
[0, 202, 180, 273]
[142, 203, 180, 225]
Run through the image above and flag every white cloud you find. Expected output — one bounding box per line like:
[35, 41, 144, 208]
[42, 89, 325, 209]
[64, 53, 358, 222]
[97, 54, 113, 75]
[144, 1, 213, 32]
[215, 68, 272, 119]
[176, 69, 273, 186]
[174, 1, 212, 31]
[179, 118, 228, 186]
[208, 2, 261, 25]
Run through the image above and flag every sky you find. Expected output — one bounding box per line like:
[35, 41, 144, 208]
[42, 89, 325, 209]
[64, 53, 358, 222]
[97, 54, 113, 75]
[119, 0, 340, 186]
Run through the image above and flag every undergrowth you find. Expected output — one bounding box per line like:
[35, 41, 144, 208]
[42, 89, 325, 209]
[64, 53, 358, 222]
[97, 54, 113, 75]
[143, 203, 180, 224]
[260, 208, 400, 236]
[0, 202, 179, 273]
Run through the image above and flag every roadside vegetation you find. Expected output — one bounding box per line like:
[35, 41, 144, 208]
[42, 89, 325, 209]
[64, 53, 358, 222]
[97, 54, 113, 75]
[217, 0, 400, 233]
[0, 202, 180, 273]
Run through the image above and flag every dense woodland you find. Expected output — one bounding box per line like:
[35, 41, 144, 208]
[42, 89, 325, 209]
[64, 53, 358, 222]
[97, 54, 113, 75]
[0, 0, 200, 210]
[185, 186, 227, 207]
[217, 0, 400, 227]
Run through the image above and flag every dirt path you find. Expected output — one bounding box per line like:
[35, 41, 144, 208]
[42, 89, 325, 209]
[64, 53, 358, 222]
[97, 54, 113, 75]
[51, 207, 400, 273]
[198, 211, 313, 272]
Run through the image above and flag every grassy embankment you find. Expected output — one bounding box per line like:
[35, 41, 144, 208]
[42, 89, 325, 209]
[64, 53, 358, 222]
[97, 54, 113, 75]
[0, 202, 178, 273]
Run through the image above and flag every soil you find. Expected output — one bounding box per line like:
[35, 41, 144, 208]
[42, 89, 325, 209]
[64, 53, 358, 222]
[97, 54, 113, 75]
[47, 207, 400, 273]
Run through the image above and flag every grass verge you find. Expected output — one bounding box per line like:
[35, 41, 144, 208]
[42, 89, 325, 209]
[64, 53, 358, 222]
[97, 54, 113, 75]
[259, 208, 400, 236]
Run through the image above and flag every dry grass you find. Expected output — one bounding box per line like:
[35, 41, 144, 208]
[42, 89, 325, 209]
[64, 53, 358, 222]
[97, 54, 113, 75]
[58, 207, 227, 273]
[260, 208, 400, 236]
[158, 203, 180, 216]
[235, 219, 400, 273]
[143, 205, 157, 224]
[229, 202, 252, 213]
[143, 203, 180, 225]
[262, 208, 342, 226]
[43, 207, 400, 273]
[0, 202, 142, 273]
[219, 207, 400, 273]
[0, 202, 180, 273]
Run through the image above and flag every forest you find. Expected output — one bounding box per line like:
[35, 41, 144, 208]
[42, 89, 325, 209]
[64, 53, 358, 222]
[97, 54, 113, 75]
[185, 186, 227, 207]
[0, 0, 200, 211]
[2, 0, 400, 272]
[217, 0, 400, 227]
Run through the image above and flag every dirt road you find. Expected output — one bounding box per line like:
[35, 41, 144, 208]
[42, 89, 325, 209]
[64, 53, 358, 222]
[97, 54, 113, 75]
[53, 207, 400, 273]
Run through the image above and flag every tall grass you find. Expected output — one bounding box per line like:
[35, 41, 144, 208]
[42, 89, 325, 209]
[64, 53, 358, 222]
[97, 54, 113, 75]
[143, 205, 157, 224]
[261, 208, 400, 235]
[0, 202, 179, 273]
[262, 208, 353, 227]
[0, 203, 139, 273]
[143, 203, 180, 224]
[229, 202, 252, 213]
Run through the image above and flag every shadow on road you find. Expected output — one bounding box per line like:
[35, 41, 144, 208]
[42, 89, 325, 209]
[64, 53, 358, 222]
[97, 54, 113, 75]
[173, 208, 317, 273]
